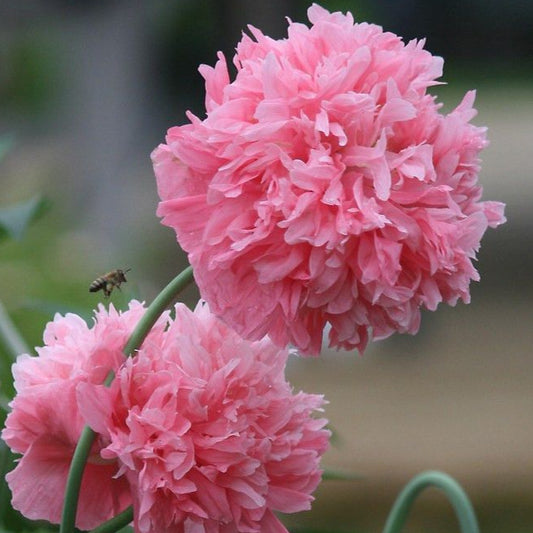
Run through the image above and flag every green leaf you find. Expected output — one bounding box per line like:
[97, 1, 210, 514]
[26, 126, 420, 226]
[0, 300, 31, 361]
[0, 195, 49, 242]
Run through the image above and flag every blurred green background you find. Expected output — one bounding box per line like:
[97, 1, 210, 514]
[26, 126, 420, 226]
[1, 1, 532, 532]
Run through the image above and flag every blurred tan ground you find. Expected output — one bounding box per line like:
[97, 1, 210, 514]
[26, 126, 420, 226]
[284, 290, 533, 531]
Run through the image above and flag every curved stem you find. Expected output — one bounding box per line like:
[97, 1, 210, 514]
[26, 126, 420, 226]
[122, 265, 194, 356]
[89, 506, 134, 533]
[382, 470, 479, 533]
[60, 266, 195, 533]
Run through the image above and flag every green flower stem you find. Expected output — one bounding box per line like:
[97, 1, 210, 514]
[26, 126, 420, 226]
[122, 265, 194, 356]
[0, 300, 31, 360]
[382, 470, 479, 533]
[60, 266, 195, 533]
[89, 506, 134, 533]
[59, 426, 97, 533]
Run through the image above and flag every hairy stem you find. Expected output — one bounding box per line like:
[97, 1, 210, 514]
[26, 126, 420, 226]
[382, 470, 479, 533]
[60, 266, 195, 533]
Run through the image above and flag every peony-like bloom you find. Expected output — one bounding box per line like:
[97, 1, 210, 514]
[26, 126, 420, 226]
[78, 301, 329, 533]
[1, 301, 167, 530]
[3, 300, 328, 532]
[153, 3, 506, 355]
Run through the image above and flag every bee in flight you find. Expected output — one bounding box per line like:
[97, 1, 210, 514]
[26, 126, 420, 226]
[89, 268, 131, 298]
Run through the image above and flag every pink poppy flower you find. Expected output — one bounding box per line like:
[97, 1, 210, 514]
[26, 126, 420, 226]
[78, 302, 329, 533]
[153, 3, 506, 355]
[1, 301, 168, 530]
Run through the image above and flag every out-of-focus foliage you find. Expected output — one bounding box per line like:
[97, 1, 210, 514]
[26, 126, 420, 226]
[0, 138, 49, 242]
[0, 141, 62, 532]
[0, 195, 49, 242]
[0, 35, 58, 116]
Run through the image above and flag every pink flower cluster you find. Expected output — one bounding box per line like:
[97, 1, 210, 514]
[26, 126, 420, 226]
[153, 3, 505, 355]
[2, 302, 329, 533]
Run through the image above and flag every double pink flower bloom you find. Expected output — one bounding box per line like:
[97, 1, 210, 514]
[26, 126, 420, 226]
[154, 3, 505, 355]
